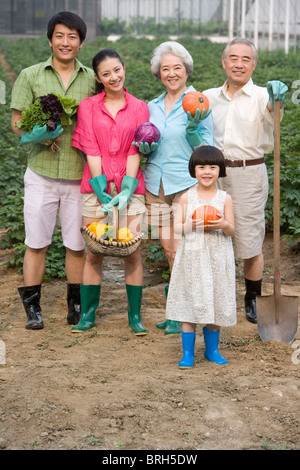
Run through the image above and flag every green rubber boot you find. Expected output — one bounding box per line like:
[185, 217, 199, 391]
[126, 284, 147, 336]
[71, 284, 101, 333]
[156, 285, 169, 330]
[164, 283, 182, 336]
[164, 319, 182, 336]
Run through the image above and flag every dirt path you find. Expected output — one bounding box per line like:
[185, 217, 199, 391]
[0, 234, 299, 450]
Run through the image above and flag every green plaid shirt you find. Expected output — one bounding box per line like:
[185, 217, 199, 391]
[11, 56, 96, 180]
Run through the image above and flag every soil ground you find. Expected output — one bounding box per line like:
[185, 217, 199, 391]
[0, 233, 299, 451]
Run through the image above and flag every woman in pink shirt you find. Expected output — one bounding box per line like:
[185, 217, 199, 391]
[71, 49, 149, 335]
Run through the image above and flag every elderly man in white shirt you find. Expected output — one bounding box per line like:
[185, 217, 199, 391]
[204, 37, 287, 324]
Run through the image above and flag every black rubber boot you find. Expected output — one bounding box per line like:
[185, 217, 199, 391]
[67, 283, 81, 325]
[18, 285, 44, 330]
[244, 279, 262, 324]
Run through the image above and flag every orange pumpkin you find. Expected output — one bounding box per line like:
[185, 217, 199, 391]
[192, 205, 221, 229]
[182, 91, 210, 116]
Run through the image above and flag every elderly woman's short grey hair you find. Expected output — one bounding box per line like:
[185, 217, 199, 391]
[150, 41, 193, 79]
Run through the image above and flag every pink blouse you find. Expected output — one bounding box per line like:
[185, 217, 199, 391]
[72, 88, 149, 194]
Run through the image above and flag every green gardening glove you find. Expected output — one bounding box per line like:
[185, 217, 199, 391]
[132, 141, 159, 155]
[89, 175, 113, 206]
[102, 175, 139, 213]
[21, 123, 63, 144]
[186, 108, 212, 148]
[267, 80, 288, 108]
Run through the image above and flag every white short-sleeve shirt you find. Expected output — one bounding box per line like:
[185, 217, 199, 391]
[204, 79, 276, 160]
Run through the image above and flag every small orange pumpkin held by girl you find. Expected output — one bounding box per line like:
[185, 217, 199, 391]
[182, 91, 210, 117]
[192, 205, 221, 230]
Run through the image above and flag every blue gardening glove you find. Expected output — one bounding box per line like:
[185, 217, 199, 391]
[102, 175, 139, 213]
[132, 141, 159, 155]
[21, 123, 63, 144]
[186, 108, 212, 148]
[267, 80, 288, 108]
[89, 175, 113, 206]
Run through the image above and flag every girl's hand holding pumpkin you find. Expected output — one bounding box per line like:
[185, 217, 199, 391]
[178, 215, 204, 234]
[192, 216, 205, 232]
[206, 214, 234, 236]
[204, 214, 225, 231]
[174, 213, 202, 236]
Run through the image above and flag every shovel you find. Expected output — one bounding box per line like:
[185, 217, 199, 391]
[256, 99, 299, 343]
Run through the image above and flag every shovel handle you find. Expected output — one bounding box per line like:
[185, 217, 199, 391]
[273, 100, 281, 298]
[112, 206, 119, 240]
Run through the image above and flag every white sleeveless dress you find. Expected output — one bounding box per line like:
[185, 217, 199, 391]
[166, 185, 236, 327]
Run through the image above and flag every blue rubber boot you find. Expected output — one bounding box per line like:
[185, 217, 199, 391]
[203, 326, 228, 365]
[178, 331, 196, 369]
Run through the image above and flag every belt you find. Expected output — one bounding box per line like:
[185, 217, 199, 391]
[225, 157, 265, 168]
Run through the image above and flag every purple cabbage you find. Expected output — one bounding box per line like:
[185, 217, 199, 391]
[134, 122, 160, 145]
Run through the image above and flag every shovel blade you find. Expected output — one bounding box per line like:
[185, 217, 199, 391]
[256, 294, 299, 344]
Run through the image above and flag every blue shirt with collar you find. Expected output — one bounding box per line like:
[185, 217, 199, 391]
[144, 85, 214, 196]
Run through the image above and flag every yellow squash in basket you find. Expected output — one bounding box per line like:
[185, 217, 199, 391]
[118, 227, 134, 242]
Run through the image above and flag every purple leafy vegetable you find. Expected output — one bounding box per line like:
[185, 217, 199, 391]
[39, 94, 63, 131]
[134, 122, 160, 145]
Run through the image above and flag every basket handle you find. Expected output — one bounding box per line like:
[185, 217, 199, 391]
[112, 206, 119, 240]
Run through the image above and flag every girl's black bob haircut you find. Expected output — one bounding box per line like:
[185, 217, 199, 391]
[189, 145, 227, 178]
[47, 11, 87, 43]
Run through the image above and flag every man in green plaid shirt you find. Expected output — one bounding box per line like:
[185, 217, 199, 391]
[11, 11, 96, 330]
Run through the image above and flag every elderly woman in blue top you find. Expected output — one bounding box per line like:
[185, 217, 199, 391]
[135, 41, 214, 335]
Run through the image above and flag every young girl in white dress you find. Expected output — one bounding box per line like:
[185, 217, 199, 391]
[166, 146, 236, 367]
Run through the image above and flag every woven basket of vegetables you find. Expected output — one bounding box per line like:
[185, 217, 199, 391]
[81, 207, 144, 257]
